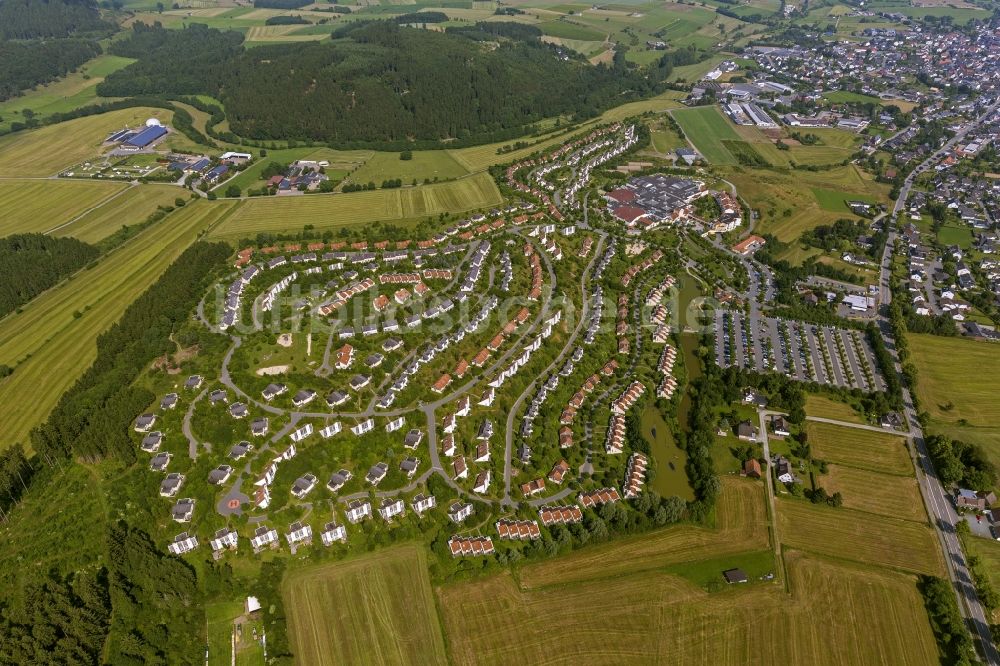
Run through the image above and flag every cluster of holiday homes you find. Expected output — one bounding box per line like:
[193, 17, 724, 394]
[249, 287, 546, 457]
[506, 122, 624, 221]
[621, 249, 665, 288]
[616, 293, 631, 355]
[556, 359, 621, 451]
[604, 175, 707, 232]
[438, 396, 493, 495]
[561, 123, 639, 209]
[605, 381, 646, 455]
[646, 274, 676, 344]
[449, 487, 623, 558]
[655, 345, 679, 399]
[377, 294, 501, 411]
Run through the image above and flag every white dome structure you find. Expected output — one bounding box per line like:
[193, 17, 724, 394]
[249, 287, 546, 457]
[145, 118, 163, 127]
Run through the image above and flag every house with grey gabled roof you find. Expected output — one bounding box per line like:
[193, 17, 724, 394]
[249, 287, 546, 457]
[160, 473, 185, 498]
[140, 431, 163, 453]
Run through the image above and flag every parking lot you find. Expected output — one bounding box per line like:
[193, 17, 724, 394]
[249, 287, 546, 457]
[715, 310, 886, 392]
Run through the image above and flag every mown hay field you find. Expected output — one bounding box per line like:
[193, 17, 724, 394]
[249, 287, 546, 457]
[909, 332, 1000, 426]
[776, 499, 944, 576]
[0, 106, 176, 177]
[806, 421, 913, 475]
[53, 184, 182, 243]
[0, 179, 126, 236]
[518, 477, 766, 588]
[822, 464, 927, 522]
[282, 544, 447, 666]
[208, 172, 501, 239]
[0, 200, 237, 449]
[438, 550, 939, 665]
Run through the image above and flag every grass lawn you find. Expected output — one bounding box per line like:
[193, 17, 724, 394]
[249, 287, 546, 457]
[805, 395, 865, 424]
[0, 199, 237, 450]
[776, 499, 944, 576]
[53, 184, 184, 243]
[671, 106, 742, 165]
[0, 179, 126, 236]
[0, 106, 177, 177]
[348, 150, 469, 185]
[937, 223, 973, 249]
[209, 172, 501, 240]
[206, 601, 241, 666]
[811, 186, 879, 213]
[806, 421, 913, 475]
[283, 544, 447, 666]
[0, 54, 135, 133]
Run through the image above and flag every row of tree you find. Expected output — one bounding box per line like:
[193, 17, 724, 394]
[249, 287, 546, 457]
[0, 233, 100, 319]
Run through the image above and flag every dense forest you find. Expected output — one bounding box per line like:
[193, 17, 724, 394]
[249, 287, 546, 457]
[99, 20, 663, 145]
[0, 234, 100, 318]
[0, 39, 102, 102]
[0, 0, 114, 39]
[0, 0, 113, 101]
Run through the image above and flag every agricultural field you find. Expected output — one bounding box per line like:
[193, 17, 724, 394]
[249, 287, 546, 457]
[909, 333, 1000, 469]
[52, 184, 184, 244]
[283, 545, 447, 666]
[806, 421, 913, 475]
[0, 200, 237, 450]
[0, 107, 177, 177]
[0, 54, 135, 133]
[439, 547, 939, 665]
[723, 165, 890, 246]
[0, 179, 126, 237]
[208, 172, 501, 240]
[671, 106, 742, 165]
[910, 333, 1000, 426]
[821, 464, 927, 521]
[776, 499, 944, 576]
[348, 150, 470, 185]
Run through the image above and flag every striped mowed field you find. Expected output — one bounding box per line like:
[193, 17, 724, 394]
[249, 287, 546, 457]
[806, 421, 913, 475]
[53, 184, 184, 244]
[0, 179, 127, 237]
[776, 499, 944, 576]
[208, 172, 501, 240]
[439, 549, 938, 665]
[283, 545, 447, 666]
[0, 200, 237, 450]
